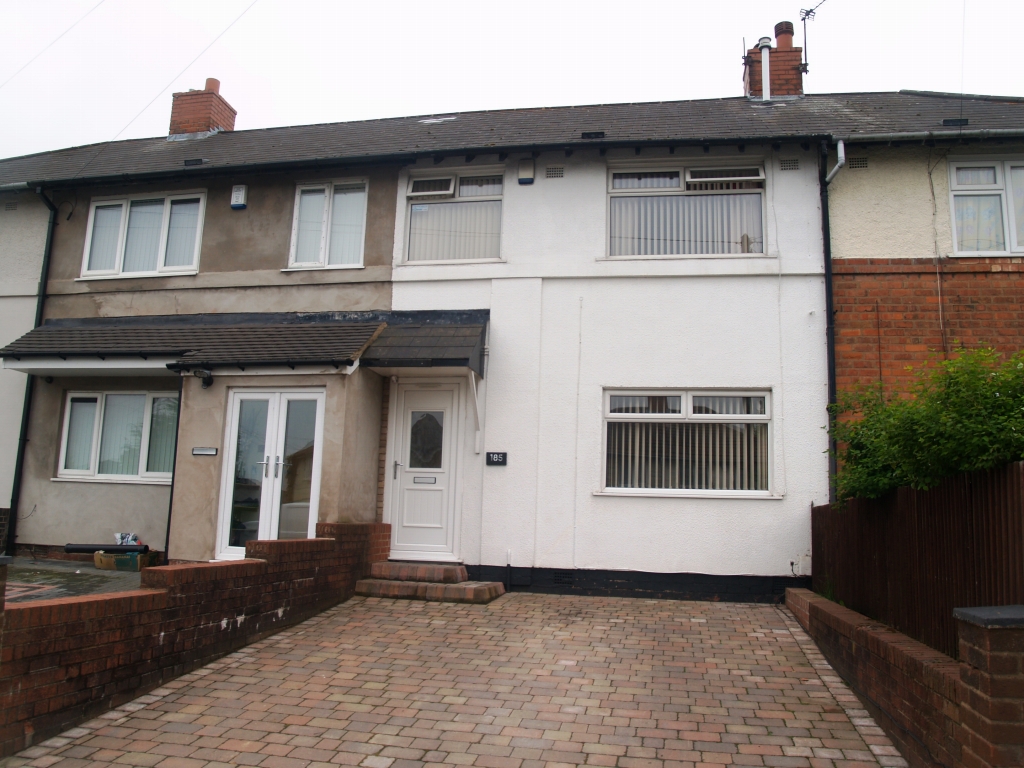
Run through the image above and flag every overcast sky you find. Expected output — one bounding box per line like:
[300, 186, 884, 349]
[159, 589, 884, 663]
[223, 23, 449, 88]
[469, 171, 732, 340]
[1, 0, 1021, 160]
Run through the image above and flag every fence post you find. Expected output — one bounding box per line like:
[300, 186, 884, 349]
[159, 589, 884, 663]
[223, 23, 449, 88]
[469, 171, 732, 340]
[955, 606, 1024, 768]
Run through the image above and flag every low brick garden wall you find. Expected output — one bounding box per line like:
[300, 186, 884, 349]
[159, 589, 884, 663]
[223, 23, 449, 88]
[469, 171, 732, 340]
[787, 588, 1024, 768]
[0, 523, 390, 758]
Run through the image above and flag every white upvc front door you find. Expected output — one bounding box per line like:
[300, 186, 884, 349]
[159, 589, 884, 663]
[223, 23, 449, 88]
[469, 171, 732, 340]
[216, 389, 326, 559]
[388, 383, 462, 561]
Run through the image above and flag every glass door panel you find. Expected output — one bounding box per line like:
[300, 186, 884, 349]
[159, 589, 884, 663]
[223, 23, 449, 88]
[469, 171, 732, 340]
[228, 398, 271, 548]
[276, 398, 318, 539]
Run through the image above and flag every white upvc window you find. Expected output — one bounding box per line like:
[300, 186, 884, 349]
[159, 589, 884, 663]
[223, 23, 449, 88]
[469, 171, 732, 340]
[949, 160, 1024, 255]
[81, 192, 206, 277]
[607, 166, 765, 257]
[603, 390, 771, 495]
[58, 391, 179, 482]
[405, 171, 504, 262]
[288, 180, 369, 268]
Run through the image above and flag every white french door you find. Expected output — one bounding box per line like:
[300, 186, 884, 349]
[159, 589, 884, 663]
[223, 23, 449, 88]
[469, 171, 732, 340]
[389, 385, 461, 561]
[217, 389, 326, 559]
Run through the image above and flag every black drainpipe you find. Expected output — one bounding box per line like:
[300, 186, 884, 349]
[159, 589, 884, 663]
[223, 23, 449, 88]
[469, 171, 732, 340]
[5, 188, 57, 556]
[161, 375, 184, 564]
[819, 141, 838, 502]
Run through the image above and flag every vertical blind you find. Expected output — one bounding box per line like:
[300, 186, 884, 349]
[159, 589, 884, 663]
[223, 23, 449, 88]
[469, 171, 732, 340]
[328, 185, 366, 265]
[408, 200, 502, 261]
[98, 394, 146, 475]
[294, 189, 326, 263]
[146, 397, 179, 473]
[606, 421, 769, 491]
[1011, 167, 1024, 246]
[610, 193, 763, 255]
[165, 199, 201, 267]
[87, 204, 123, 271]
[64, 397, 98, 470]
[122, 200, 164, 273]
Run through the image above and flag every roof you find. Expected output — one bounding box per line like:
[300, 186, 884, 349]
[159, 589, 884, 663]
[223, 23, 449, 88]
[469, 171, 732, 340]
[3, 91, 1024, 188]
[0, 310, 489, 375]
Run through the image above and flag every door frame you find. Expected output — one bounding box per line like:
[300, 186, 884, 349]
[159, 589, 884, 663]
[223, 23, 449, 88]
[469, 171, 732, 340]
[215, 387, 326, 560]
[383, 378, 468, 562]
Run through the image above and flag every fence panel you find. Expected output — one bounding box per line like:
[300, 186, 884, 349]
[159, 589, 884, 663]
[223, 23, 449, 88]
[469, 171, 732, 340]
[812, 461, 1024, 657]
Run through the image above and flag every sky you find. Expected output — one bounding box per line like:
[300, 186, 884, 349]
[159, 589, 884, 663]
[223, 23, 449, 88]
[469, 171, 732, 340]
[1, 0, 1022, 160]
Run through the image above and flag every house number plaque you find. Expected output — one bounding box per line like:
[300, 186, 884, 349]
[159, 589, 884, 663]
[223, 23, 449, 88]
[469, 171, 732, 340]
[486, 452, 508, 466]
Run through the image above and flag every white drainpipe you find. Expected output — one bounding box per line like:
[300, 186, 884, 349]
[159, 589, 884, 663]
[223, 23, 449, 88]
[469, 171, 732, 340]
[825, 140, 846, 184]
[758, 36, 772, 101]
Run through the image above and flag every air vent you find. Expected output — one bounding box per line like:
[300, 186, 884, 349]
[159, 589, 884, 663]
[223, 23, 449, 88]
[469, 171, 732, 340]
[943, 118, 969, 127]
[4, 202, 16, 211]
[183, 158, 205, 167]
[551, 572, 575, 586]
[545, 166, 564, 178]
[779, 158, 800, 171]
[848, 157, 869, 169]
[581, 131, 605, 139]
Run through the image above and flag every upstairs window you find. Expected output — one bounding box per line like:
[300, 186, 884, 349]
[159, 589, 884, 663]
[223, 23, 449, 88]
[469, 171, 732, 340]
[604, 390, 770, 495]
[289, 180, 368, 268]
[608, 167, 764, 256]
[949, 161, 1024, 254]
[406, 173, 503, 262]
[82, 193, 206, 277]
[59, 391, 179, 482]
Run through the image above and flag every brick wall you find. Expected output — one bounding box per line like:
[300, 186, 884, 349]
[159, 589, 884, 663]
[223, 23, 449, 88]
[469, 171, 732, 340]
[787, 588, 1024, 768]
[0, 523, 389, 758]
[168, 89, 236, 135]
[375, 377, 390, 523]
[743, 46, 804, 98]
[833, 257, 1024, 392]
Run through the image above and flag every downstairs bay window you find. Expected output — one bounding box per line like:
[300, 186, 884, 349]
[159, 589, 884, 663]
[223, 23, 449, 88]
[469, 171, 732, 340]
[608, 168, 764, 256]
[603, 391, 770, 495]
[59, 391, 179, 482]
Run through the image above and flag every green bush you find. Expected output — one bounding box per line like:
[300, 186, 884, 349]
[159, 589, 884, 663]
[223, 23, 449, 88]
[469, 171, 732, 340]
[831, 348, 1024, 501]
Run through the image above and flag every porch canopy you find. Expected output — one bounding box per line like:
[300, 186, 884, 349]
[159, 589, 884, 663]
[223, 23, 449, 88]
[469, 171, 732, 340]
[0, 310, 488, 378]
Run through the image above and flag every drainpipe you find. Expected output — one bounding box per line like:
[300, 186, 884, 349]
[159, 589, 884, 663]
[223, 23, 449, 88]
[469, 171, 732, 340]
[161, 375, 185, 564]
[819, 142, 844, 502]
[758, 37, 772, 101]
[4, 188, 57, 556]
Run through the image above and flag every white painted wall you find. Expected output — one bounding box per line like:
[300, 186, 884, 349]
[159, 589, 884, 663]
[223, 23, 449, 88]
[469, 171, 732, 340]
[0, 191, 47, 509]
[390, 146, 829, 576]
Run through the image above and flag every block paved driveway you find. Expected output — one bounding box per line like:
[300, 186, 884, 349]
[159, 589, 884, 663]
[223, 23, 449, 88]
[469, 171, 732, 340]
[8, 594, 906, 768]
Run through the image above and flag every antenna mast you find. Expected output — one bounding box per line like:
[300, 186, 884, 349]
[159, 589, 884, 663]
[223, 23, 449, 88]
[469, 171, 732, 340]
[800, 0, 829, 73]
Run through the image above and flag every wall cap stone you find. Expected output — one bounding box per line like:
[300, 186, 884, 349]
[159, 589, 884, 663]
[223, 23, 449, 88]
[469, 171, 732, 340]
[0, 556, 11, 565]
[955, 605, 1024, 629]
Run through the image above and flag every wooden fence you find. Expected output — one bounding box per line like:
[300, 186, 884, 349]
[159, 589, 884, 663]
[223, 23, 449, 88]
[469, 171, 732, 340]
[812, 460, 1024, 658]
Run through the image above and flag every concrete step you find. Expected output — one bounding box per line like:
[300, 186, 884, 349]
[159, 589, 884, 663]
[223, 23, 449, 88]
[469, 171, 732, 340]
[371, 561, 468, 583]
[355, 578, 505, 604]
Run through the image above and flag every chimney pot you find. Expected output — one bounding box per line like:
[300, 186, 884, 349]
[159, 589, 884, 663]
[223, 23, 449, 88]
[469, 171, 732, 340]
[775, 21, 795, 49]
[205, 78, 220, 94]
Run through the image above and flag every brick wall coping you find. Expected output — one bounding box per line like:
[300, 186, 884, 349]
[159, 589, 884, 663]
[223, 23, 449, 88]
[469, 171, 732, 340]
[954, 605, 1024, 628]
[833, 257, 1024, 274]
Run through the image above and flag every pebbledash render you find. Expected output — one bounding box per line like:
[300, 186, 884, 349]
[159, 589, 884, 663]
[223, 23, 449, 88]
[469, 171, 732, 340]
[3, 23, 1024, 597]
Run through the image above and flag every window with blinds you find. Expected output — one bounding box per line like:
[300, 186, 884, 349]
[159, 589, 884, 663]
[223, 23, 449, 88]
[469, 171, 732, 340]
[82, 193, 206, 277]
[604, 391, 770, 494]
[407, 173, 503, 261]
[59, 391, 179, 480]
[288, 181, 368, 268]
[608, 167, 764, 256]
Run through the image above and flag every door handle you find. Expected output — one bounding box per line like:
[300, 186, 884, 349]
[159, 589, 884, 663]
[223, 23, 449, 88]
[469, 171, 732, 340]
[256, 456, 270, 477]
[276, 457, 291, 477]
[393, 460, 404, 479]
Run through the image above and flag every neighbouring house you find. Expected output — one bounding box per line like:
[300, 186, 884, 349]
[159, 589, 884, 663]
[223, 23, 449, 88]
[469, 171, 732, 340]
[4, 25, 1022, 596]
[0, 185, 50, 550]
[823, 94, 1024, 393]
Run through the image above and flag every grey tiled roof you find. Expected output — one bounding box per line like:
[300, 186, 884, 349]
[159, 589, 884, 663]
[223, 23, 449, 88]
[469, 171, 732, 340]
[3, 91, 1023, 187]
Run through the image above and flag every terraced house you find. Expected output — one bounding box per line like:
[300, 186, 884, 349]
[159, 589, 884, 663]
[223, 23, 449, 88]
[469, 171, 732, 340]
[4, 24, 1024, 597]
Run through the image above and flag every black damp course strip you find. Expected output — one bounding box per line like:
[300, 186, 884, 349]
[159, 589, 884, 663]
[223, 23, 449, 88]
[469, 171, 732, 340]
[467, 566, 810, 604]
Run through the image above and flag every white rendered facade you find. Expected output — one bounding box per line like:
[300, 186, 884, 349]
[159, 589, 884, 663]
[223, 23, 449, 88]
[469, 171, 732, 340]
[386, 146, 829, 577]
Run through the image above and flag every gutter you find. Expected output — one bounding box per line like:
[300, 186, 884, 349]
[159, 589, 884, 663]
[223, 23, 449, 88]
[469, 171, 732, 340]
[5, 188, 57, 556]
[832, 128, 1024, 143]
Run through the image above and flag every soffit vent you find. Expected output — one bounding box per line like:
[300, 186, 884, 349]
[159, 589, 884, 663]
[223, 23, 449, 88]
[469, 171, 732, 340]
[545, 166, 565, 178]
[849, 157, 869, 169]
[4, 202, 17, 211]
[779, 158, 799, 171]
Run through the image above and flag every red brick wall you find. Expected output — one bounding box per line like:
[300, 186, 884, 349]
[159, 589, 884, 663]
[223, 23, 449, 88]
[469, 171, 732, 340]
[787, 588, 1024, 768]
[375, 378, 390, 523]
[0, 524, 389, 757]
[168, 89, 236, 135]
[833, 258, 1024, 393]
[743, 46, 803, 97]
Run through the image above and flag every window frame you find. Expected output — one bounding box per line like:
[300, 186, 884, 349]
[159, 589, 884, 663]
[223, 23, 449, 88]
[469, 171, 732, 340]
[948, 159, 1024, 256]
[403, 165, 506, 265]
[57, 390, 179, 483]
[80, 191, 207, 279]
[286, 178, 369, 270]
[601, 388, 773, 498]
[604, 163, 768, 260]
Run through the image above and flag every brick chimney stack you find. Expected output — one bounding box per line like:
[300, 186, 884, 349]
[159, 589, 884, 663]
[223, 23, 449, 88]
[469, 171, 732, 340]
[168, 78, 237, 136]
[744, 22, 804, 100]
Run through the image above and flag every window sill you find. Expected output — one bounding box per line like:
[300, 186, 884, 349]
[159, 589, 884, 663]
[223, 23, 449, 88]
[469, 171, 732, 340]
[950, 252, 1024, 258]
[398, 258, 505, 266]
[51, 476, 172, 486]
[281, 264, 364, 272]
[593, 489, 781, 500]
[598, 254, 772, 262]
[76, 271, 198, 282]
